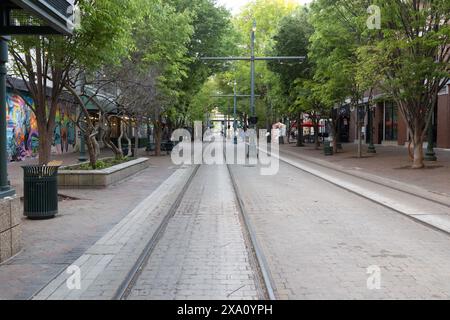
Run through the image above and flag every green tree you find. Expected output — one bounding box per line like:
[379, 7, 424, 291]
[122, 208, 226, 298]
[358, 0, 450, 168]
[168, 0, 236, 129]
[126, 0, 193, 156]
[269, 6, 314, 146]
[309, 0, 370, 154]
[8, 0, 136, 164]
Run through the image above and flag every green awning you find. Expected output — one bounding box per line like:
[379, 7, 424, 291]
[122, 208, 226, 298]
[83, 87, 117, 113]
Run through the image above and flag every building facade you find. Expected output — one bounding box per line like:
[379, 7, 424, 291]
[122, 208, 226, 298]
[5, 88, 78, 161]
[348, 81, 450, 149]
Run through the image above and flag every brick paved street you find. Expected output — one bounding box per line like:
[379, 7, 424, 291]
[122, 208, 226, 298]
[229, 159, 450, 300]
[127, 164, 262, 300]
[4, 142, 450, 300]
[1, 0, 450, 305]
[280, 143, 450, 199]
[0, 154, 177, 300]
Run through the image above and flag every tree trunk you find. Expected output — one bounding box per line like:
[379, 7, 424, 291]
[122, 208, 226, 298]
[37, 129, 52, 165]
[134, 119, 140, 159]
[296, 113, 304, 147]
[123, 124, 132, 158]
[313, 118, 320, 150]
[102, 120, 123, 159]
[85, 133, 97, 169]
[412, 129, 425, 169]
[357, 121, 362, 158]
[331, 119, 338, 154]
[154, 120, 162, 156]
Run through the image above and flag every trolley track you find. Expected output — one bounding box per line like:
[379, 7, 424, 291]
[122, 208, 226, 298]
[114, 157, 274, 300]
[114, 164, 200, 300]
[226, 163, 277, 300]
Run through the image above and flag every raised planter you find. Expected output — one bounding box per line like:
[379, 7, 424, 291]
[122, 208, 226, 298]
[0, 196, 21, 263]
[58, 158, 150, 189]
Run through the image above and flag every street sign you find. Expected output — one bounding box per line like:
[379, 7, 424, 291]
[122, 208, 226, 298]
[0, 0, 75, 35]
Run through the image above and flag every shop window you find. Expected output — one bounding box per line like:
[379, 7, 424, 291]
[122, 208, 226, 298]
[384, 101, 398, 141]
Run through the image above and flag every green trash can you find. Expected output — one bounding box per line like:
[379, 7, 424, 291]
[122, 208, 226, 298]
[324, 141, 334, 156]
[22, 165, 60, 219]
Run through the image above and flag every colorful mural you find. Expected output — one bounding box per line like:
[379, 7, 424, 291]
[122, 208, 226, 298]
[6, 93, 39, 161]
[53, 102, 77, 155]
[6, 91, 77, 161]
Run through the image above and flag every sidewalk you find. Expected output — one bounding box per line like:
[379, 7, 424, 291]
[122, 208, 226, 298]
[0, 152, 178, 300]
[279, 142, 450, 200]
[7, 150, 115, 198]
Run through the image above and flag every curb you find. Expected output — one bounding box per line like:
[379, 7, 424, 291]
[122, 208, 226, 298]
[31, 165, 197, 300]
[261, 147, 450, 236]
[279, 146, 450, 208]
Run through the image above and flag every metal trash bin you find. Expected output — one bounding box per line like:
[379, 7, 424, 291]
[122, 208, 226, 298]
[22, 165, 60, 219]
[161, 141, 174, 153]
[324, 141, 334, 156]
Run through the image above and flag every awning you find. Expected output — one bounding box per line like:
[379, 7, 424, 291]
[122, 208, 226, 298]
[83, 87, 118, 113]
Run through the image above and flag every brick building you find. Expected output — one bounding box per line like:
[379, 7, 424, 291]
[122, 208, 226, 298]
[348, 81, 450, 149]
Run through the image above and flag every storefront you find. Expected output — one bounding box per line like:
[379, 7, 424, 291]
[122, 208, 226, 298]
[383, 101, 399, 144]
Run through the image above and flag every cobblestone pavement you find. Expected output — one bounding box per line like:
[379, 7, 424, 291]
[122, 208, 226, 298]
[229, 160, 450, 300]
[280, 143, 450, 199]
[127, 164, 262, 300]
[0, 155, 176, 300]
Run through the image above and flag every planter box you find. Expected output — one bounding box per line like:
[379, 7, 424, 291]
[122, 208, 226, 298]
[0, 196, 21, 263]
[58, 158, 150, 189]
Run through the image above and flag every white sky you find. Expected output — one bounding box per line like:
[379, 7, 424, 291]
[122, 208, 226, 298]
[217, 0, 312, 14]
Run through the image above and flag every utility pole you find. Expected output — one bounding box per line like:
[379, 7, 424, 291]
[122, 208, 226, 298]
[425, 107, 437, 161]
[201, 20, 305, 157]
[233, 81, 238, 145]
[211, 82, 260, 145]
[367, 105, 376, 153]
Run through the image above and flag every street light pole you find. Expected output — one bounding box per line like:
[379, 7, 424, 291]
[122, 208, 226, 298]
[211, 88, 259, 145]
[250, 21, 256, 121]
[425, 110, 437, 161]
[0, 36, 15, 198]
[248, 21, 257, 158]
[227, 102, 230, 140]
[200, 19, 304, 155]
[367, 105, 376, 153]
[233, 81, 238, 145]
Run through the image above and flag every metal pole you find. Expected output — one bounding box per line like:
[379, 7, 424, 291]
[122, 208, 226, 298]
[0, 36, 15, 198]
[425, 109, 437, 161]
[227, 102, 230, 140]
[367, 105, 376, 153]
[248, 21, 257, 158]
[250, 21, 256, 119]
[233, 81, 238, 145]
